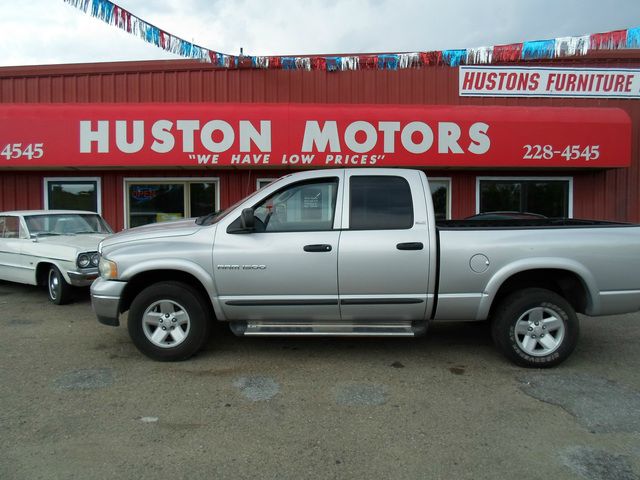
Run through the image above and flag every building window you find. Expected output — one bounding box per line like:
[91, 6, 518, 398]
[477, 177, 572, 217]
[350, 176, 414, 230]
[125, 178, 219, 228]
[44, 177, 101, 213]
[429, 178, 451, 220]
[256, 178, 278, 190]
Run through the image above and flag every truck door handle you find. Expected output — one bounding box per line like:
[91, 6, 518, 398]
[304, 244, 332, 252]
[396, 242, 424, 250]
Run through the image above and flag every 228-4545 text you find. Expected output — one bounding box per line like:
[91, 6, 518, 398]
[523, 144, 600, 161]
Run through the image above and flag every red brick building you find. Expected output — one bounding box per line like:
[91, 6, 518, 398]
[1, 51, 639, 231]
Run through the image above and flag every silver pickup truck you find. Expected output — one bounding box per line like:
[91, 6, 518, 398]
[91, 168, 640, 367]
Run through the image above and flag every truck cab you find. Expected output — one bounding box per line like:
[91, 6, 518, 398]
[212, 168, 435, 326]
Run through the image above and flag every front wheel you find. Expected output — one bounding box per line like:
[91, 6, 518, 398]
[128, 281, 211, 361]
[491, 288, 579, 368]
[48, 266, 72, 305]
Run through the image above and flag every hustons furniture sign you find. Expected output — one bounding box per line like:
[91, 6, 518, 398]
[0, 103, 631, 168]
[460, 66, 640, 99]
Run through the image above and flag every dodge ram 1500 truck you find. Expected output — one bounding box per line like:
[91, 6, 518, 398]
[91, 168, 640, 367]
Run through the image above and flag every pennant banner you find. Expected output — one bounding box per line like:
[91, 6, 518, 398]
[63, 0, 237, 66]
[63, 1, 640, 72]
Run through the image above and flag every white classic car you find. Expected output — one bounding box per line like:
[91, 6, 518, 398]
[0, 210, 113, 304]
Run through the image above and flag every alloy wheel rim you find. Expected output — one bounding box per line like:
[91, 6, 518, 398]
[142, 299, 191, 348]
[514, 306, 565, 356]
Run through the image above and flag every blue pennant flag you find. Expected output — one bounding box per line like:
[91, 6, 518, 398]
[522, 39, 555, 59]
[442, 49, 466, 67]
[91, 0, 113, 22]
[325, 57, 340, 71]
[102, 1, 114, 23]
[378, 54, 399, 70]
[627, 27, 640, 48]
[90, 0, 101, 17]
[145, 25, 161, 47]
[180, 41, 193, 58]
[282, 57, 297, 70]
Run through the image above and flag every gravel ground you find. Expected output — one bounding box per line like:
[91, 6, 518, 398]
[1, 280, 639, 480]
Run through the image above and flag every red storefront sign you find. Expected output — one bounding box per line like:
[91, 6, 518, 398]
[0, 103, 631, 168]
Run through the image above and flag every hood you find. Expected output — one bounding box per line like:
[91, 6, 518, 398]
[35, 233, 108, 252]
[101, 219, 202, 248]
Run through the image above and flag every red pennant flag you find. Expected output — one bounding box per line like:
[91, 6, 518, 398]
[359, 55, 378, 69]
[269, 57, 282, 69]
[492, 44, 523, 62]
[312, 57, 327, 70]
[590, 29, 627, 50]
[419, 51, 443, 66]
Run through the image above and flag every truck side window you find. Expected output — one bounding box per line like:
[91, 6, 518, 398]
[253, 178, 338, 232]
[350, 176, 413, 230]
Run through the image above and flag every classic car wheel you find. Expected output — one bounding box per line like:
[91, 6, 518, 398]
[128, 281, 211, 361]
[48, 266, 72, 305]
[492, 288, 579, 368]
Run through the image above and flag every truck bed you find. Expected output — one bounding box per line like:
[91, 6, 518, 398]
[433, 219, 640, 321]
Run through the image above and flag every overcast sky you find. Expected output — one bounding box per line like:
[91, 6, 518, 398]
[1, 0, 639, 67]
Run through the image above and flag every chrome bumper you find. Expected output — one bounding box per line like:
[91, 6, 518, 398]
[67, 268, 100, 287]
[90, 277, 127, 327]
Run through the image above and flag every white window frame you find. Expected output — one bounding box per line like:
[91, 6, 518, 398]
[476, 176, 574, 217]
[427, 177, 452, 220]
[256, 178, 279, 190]
[123, 177, 220, 229]
[44, 177, 102, 214]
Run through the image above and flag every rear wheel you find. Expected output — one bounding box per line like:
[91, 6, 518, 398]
[128, 281, 211, 361]
[48, 266, 72, 305]
[491, 288, 579, 368]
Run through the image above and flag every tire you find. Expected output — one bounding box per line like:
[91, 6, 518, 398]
[128, 281, 211, 361]
[491, 288, 579, 368]
[48, 266, 73, 305]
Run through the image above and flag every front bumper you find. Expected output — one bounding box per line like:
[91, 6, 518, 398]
[90, 277, 127, 327]
[67, 268, 100, 287]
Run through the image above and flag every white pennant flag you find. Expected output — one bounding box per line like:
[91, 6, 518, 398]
[554, 36, 590, 57]
[466, 46, 493, 64]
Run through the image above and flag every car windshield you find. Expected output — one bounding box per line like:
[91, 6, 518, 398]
[25, 213, 113, 236]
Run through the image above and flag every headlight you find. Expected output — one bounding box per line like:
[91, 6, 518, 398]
[77, 251, 100, 269]
[77, 253, 91, 268]
[98, 256, 118, 279]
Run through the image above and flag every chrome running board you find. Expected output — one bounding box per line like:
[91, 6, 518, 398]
[229, 321, 426, 337]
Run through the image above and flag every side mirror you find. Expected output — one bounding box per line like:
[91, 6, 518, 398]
[227, 208, 259, 234]
[240, 208, 255, 230]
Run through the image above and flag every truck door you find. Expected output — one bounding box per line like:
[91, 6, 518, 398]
[213, 174, 343, 321]
[338, 171, 430, 322]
